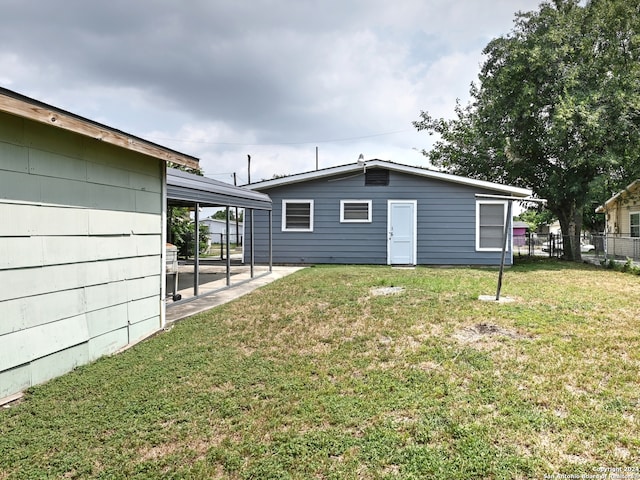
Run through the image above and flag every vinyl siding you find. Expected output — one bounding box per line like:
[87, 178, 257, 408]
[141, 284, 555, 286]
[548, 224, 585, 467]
[246, 169, 510, 265]
[0, 111, 163, 399]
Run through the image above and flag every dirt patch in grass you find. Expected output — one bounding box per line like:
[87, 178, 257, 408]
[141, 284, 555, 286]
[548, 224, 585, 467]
[454, 322, 532, 343]
[370, 286, 405, 296]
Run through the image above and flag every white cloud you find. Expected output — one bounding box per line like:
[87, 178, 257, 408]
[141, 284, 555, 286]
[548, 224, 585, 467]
[0, 0, 543, 182]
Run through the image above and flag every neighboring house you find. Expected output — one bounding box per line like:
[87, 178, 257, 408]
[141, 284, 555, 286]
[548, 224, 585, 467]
[595, 179, 640, 259]
[245, 159, 532, 266]
[200, 217, 244, 244]
[512, 221, 528, 247]
[0, 88, 272, 401]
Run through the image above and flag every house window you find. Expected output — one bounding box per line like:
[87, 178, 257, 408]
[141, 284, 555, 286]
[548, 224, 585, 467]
[282, 200, 314, 231]
[365, 169, 389, 186]
[476, 201, 506, 250]
[631, 212, 640, 237]
[341, 200, 372, 223]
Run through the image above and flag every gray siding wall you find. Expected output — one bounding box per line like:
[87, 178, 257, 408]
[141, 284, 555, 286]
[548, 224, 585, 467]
[246, 169, 511, 265]
[0, 111, 164, 399]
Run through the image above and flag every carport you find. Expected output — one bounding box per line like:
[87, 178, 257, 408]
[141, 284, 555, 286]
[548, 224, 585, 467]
[166, 167, 272, 304]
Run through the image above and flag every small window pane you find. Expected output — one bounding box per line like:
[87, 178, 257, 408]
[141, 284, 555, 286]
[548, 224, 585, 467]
[631, 213, 640, 237]
[284, 202, 312, 230]
[480, 204, 504, 226]
[480, 226, 504, 248]
[478, 202, 505, 249]
[342, 202, 370, 221]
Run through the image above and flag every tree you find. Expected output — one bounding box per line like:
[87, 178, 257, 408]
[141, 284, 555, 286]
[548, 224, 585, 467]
[212, 209, 243, 221]
[517, 207, 555, 232]
[167, 206, 209, 257]
[414, 0, 640, 260]
[166, 162, 209, 257]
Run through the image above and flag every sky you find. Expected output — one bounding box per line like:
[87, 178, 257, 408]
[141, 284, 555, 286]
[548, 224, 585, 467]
[0, 0, 544, 185]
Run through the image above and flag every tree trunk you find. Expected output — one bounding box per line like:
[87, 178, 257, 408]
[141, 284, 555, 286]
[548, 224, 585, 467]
[557, 204, 584, 262]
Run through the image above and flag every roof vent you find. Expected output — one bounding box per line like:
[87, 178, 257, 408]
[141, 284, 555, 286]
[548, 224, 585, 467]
[365, 168, 389, 186]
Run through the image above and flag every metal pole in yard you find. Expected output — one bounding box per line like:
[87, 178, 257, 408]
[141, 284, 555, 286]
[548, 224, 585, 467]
[496, 200, 513, 301]
[476, 194, 546, 302]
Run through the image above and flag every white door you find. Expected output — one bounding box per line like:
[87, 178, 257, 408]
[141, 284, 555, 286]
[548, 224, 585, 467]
[388, 200, 417, 265]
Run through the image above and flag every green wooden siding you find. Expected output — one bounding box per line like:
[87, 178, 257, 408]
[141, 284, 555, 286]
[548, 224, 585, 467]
[0, 110, 164, 400]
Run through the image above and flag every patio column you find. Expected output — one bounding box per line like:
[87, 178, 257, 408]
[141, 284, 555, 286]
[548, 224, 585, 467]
[226, 206, 231, 286]
[268, 209, 273, 273]
[194, 202, 200, 296]
[250, 209, 255, 278]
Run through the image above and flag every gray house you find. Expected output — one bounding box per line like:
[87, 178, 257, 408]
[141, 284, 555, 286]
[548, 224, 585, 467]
[245, 159, 531, 266]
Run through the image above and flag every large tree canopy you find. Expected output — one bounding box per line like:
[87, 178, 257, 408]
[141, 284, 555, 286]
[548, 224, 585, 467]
[414, 0, 640, 260]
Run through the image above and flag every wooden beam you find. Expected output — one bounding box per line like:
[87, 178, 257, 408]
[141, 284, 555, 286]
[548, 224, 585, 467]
[0, 93, 199, 170]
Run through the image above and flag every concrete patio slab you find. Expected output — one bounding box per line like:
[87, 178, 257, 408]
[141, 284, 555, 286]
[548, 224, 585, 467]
[165, 266, 304, 324]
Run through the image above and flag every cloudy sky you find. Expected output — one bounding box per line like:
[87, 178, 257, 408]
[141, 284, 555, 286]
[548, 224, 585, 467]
[0, 0, 542, 184]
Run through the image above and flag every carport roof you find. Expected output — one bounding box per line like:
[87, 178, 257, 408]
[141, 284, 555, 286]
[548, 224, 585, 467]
[167, 168, 272, 210]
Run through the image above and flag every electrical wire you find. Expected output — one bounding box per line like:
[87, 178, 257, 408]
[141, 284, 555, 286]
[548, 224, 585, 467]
[147, 129, 412, 147]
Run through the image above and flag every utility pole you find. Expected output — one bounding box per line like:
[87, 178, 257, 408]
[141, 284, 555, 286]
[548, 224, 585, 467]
[233, 173, 240, 246]
[247, 154, 251, 184]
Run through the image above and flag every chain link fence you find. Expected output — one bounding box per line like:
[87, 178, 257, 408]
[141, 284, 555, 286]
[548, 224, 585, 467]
[513, 232, 640, 263]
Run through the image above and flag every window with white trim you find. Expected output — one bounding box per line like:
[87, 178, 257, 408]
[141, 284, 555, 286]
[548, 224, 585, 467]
[630, 212, 640, 237]
[476, 201, 506, 250]
[282, 200, 314, 231]
[340, 200, 372, 223]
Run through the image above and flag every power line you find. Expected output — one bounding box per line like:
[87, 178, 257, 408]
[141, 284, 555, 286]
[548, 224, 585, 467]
[147, 129, 413, 147]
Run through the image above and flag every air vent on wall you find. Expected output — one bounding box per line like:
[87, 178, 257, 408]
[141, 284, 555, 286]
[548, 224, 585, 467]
[365, 168, 389, 186]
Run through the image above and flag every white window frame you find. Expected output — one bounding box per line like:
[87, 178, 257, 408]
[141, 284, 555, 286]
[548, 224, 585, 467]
[476, 200, 507, 251]
[281, 199, 314, 232]
[340, 200, 372, 223]
[630, 211, 640, 237]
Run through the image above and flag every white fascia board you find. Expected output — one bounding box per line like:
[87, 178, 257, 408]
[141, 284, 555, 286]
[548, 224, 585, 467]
[246, 163, 364, 190]
[378, 161, 532, 197]
[246, 159, 532, 197]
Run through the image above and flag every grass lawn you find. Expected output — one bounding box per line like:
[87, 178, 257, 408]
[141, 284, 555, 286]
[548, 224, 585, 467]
[1, 259, 639, 479]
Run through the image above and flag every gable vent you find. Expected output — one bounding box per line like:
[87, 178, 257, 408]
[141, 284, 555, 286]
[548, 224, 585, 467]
[365, 168, 389, 186]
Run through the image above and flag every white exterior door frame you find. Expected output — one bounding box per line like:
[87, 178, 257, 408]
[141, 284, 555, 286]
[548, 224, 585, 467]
[387, 200, 417, 265]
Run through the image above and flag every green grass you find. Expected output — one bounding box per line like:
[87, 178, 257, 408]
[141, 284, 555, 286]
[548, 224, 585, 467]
[1, 258, 639, 479]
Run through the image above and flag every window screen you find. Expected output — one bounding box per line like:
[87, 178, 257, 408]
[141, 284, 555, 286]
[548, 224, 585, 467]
[478, 202, 505, 249]
[341, 200, 372, 222]
[282, 200, 313, 231]
[631, 212, 640, 237]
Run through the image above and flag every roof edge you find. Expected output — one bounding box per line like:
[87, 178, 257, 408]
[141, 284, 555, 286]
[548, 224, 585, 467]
[247, 159, 532, 197]
[596, 179, 640, 213]
[0, 87, 199, 169]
